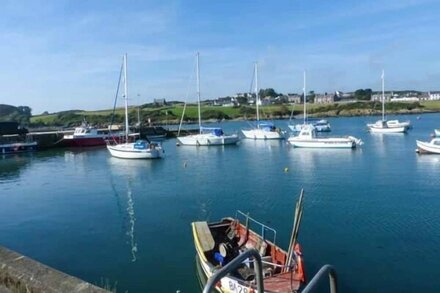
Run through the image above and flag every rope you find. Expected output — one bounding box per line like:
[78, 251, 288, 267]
[109, 58, 124, 143]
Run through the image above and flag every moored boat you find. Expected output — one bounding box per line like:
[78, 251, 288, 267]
[416, 138, 440, 154]
[241, 63, 284, 140]
[0, 139, 37, 155]
[288, 124, 362, 148]
[192, 191, 307, 293]
[368, 120, 406, 133]
[63, 121, 119, 147]
[289, 119, 331, 133]
[177, 53, 239, 146]
[367, 70, 410, 134]
[106, 54, 164, 159]
[192, 216, 305, 293]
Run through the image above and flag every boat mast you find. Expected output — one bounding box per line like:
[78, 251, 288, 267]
[381, 69, 385, 121]
[124, 53, 129, 142]
[255, 62, 259, 124]
[196, 52, 201, 134]
[303, 70, 306, 125]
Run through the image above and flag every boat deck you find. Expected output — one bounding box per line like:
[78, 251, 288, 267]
[264, 272, 300, 292]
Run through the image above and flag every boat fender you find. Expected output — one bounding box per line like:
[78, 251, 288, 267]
[294, 243, 305, 283]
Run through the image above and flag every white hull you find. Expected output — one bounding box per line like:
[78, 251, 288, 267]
[241, 129, 284, 140]
[416, 140, 440, 154]
[288, 137, 355, 148]
[107, 143, 163, 159]
[368, 126, 406, 133]
[177, 133, 239, 146]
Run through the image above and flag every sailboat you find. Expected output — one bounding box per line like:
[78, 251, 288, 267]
[176, 53, 239, 146]
[107, 54, 164, 159]
[241, 63, 285, 140]
[288, 71, 363, 148]
[287, 71, 331, 133]
[367, 70, 408, 133]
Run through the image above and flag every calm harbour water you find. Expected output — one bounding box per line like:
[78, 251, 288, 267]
[1, 114, 440, 292]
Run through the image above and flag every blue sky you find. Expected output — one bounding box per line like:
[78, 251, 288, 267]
[1, 0, 440, 114]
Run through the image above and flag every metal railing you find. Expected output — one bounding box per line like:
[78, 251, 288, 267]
[302, 264, 337, 293]
[202, 249, 264, 293]
[203, 252, 337, 293]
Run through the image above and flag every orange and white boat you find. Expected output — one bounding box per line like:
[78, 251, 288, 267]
[192, 206, 306, 293]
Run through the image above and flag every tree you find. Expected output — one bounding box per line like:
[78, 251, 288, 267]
[259, 88, 278, 98]
[354, 89, 372, 101]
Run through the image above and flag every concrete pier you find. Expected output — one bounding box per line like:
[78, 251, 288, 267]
[0, 246, 109, 293]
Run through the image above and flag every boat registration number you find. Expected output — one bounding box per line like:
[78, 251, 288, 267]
[223, 279, 253, 293]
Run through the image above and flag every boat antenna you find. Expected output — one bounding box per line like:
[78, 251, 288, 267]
[381, 69, 385, 121]
[196, 52, 202, 134]
[303, 70, 306, 125]
[124, 53, 129, 142]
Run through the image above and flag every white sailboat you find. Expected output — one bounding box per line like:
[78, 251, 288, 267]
[288, 71, 362, 148]
[367, 70, 407, 133]
[107, 54, 164, 159]
[176, 53, 239, 146]
[241, 63, 285, 140]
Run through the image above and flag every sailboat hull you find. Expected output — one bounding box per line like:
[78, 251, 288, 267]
[241, 129, 284, 140]
[107, 143, 163, 159]
[177, 134, 239, 146]
[368, 126, 406, 133]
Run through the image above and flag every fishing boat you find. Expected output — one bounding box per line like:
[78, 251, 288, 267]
[288, 124, 362, 148]
[177, 53, 239, 146]
[106, 54, 164, 159]
[192, 190, 307, 293]
[416, 138, 440, 154]
[0, 138, 37, 155]
[241, 63, 285, 140]
[367, 71, 408, 133]
[63, 120, 119, 147]
[0, 122, 37, 155]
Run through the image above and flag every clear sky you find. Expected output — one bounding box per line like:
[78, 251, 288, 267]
[1, 0, 439, 114]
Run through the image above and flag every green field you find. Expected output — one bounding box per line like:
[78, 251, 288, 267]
[29, 100, 440, 127]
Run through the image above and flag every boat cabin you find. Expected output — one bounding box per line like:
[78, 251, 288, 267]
[201, 127, 224, 137]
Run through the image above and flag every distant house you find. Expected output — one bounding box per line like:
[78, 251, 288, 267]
[287, 94, 302, 104]
[314, 93, 335, 104]
[214, 97, 238, 107]
[419, 92, 430, 101]
[429, 91, 440, 100]
[390, 96, 419, 102]
[154, 98, 167, 106]
[371, 93, 392, 102]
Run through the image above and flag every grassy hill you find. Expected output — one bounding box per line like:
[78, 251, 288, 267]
[29, 100, 440, 127]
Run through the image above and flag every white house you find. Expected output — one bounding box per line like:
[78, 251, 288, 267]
[429, 91, 440, 100]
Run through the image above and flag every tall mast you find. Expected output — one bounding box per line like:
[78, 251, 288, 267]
[381, 69, 385, 121]
[303, 70, 306, 125]
[255, 62, 259, 123]
[124, 53, 129, 142]
[196, 52, 201, 134]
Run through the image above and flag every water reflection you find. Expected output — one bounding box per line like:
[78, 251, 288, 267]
[0, 154, 33, 182]
[107, 158, 148, 262]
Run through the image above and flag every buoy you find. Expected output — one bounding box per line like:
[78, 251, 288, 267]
[284, 167, 289, 173]
[183, 161, 188, 168]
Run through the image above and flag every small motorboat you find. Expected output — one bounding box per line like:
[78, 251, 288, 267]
[368, 120, 406, 133]
[288, 124, 362, 148]
[416, 138, 440, 154]
[193, 191, 307, 293]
